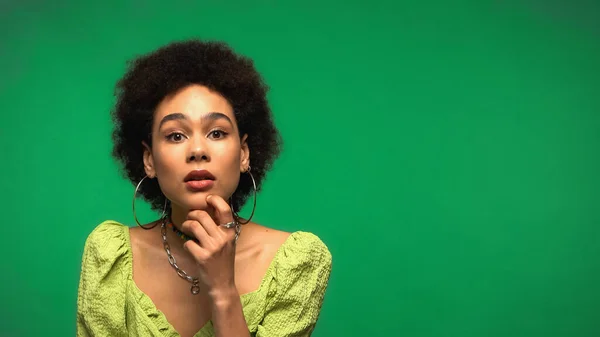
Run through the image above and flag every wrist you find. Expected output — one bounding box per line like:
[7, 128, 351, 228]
[209, 285, 239, 308]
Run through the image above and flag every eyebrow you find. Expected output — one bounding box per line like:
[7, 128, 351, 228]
[158, 112, 234, 129]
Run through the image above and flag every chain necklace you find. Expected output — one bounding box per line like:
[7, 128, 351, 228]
[160, 218, 241, 295]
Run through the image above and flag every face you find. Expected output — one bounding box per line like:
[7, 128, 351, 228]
[142, 84, 249, 215]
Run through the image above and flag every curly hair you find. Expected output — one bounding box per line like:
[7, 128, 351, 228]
[111, 39, 282, 214]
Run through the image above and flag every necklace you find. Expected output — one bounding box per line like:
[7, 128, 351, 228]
[161, 221, 201, 294]
[167, 222, 198, 243]
[160, 219, 242, 295]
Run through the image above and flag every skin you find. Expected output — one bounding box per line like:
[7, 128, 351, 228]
[130, 84, 290, 337]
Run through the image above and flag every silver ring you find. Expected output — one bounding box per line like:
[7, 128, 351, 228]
[220, 221, 238, 229]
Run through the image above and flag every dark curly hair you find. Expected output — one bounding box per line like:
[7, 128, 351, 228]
[111, 39, 282, 214]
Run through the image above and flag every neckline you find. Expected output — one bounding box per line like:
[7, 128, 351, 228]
[119, 222, 297, 336]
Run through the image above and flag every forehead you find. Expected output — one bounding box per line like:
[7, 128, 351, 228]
[154, 84, 235, 125]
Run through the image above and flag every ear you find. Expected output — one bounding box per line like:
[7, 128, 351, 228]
[240, 134, 250, 172]
[142, 141, 156, 178]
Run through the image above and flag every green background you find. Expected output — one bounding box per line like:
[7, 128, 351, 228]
[1, 1, 599, 336]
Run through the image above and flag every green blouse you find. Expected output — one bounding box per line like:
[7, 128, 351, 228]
[76, 221, 332, 336]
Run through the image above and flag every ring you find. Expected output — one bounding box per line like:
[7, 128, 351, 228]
[220, 221, 238, 229]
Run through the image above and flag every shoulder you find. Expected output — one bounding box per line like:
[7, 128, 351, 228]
[241, 223, 332, 277]
[84, 220, 129, 248]
[81, 220, 131, 266]
[248, 223, 332, 277]
[79, 220, 132, 295]
[85, 220, 128, 240]
[242, 223, 332, 268]
[276, 231, 332, 272]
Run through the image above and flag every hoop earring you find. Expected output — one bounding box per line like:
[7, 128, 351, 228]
[132, 175, 167, 230]
[232, 166, 257, 224]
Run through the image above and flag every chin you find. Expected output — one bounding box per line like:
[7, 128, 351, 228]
[184, 198, 210, 211]
[185, 192, 228, 209]
[166, 195, 205, 212]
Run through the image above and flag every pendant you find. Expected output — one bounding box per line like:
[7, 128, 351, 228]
[191, 279, 200, 295]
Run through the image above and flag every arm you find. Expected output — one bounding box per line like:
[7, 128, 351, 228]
[210, 287, 252, 337]
[181, 195, 251, 337]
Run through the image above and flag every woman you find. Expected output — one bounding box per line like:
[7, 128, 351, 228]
[76, 39, 332, 337]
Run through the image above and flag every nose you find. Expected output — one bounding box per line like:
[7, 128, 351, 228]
[187, 138, 209, 163]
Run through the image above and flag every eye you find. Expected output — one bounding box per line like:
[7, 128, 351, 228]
[165, 132, 186, 142]
[208, 130, 228, 139]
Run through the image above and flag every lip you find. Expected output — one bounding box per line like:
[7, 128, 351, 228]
[184, 169, 216, 182]
[185, 179, 214, 191]
[184, 169, 216, 191]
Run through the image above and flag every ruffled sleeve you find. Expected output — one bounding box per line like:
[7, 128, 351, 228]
[256, 232, 332, 337]
[76, 221, 130, 337]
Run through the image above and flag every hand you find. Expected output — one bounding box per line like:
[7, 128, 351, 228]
[181, 194, 238, 299]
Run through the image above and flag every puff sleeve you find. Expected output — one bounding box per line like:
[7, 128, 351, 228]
[256, 232, 332, 337]
[76, 221, 130, 337]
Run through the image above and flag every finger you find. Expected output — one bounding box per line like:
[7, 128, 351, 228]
[186, 209, 219, 237]
[181, 219, 209, 246]
[183, 240, 209, 262]
[206, 194, 235, 226]
[206, 195, 237, 241]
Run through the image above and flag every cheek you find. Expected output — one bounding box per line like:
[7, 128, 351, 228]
[213, 141, 241, 164]
[213, 145, 242, 184]
[213, 153, 240, 179]
[152, 146, 185, 175]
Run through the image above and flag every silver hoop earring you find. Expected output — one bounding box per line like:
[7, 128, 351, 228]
[132, 175, 167, 230]
[232, 166, 257, 224]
